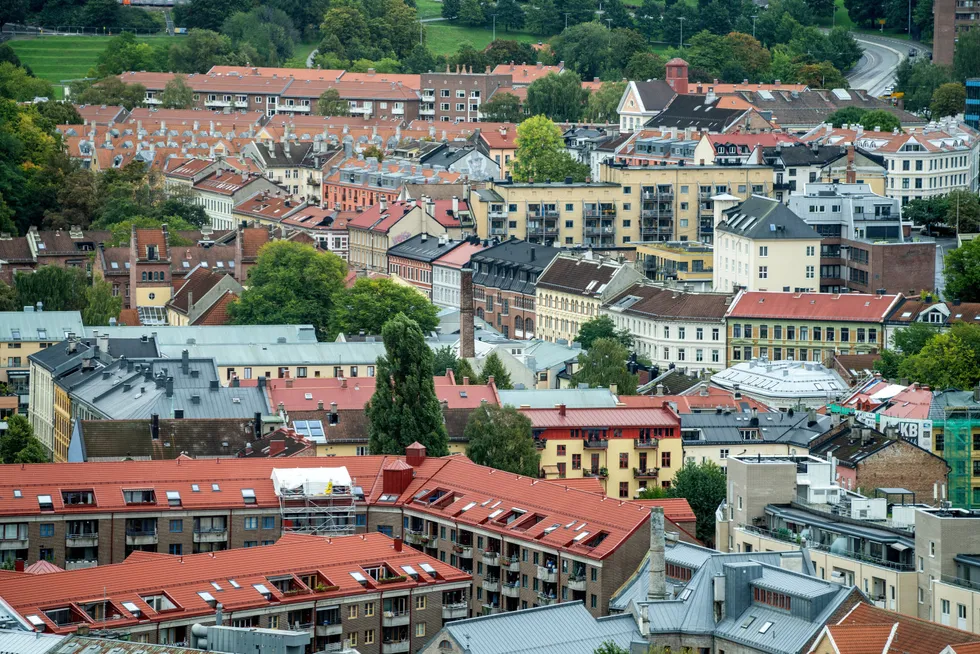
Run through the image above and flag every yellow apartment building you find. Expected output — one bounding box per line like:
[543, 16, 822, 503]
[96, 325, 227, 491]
[634, 241, 714, 290]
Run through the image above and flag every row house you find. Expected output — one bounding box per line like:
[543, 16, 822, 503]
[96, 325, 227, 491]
[724, 290, 900, 365]
[0, 228, 111, 285]
[388, 234, 469, 299]
[692, 133, 799, 166]
[324, 159, 463, 213]
[243, 136, 342, 201]
[190, 170, 281, 230]
[121, 71, 294, 116]
[0, 446, 653, 619]
[602, 283, 732, 373]
[234, 194, 350, 260]
[420, 69, 513, 123]
[347, 199, 461, 272]
[470, 239, 560, 340]
[535, 253, 642, 344]
[0, 531, 469, 653]
[431, 241, 487, 310]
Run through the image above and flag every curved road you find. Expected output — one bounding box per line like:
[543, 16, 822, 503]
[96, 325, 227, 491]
[845, 33, 932, 96]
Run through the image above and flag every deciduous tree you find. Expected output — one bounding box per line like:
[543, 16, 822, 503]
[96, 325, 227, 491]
[671, 461, 727, 546]
[330, 277, 438, 337]
[0, 62, 53, 101]
[898, 332, 980, 389]
[576, 315, 634, 350]
[481, 91, 523, 122]
[512, 115, 591, 182]
[570, 338, 639, 394]
[317, 88, 351, 116]
[479, 351, 513, 389]
[465, 405, 540, 475]
[495, 0, 526, 30]
[526, 71, 588, 121]
[931, 82, 966, 118]
[82, 277, 122, 326]
[15, 266, 89, 312]
[367, 314, 450, 455]
[585, 81, 625, 123]
[944, 189, 980, 234]
[160, 75, 194, 109]
[859, 109, 901, 132]
[0, 415, 48, 464]
[945, 237, 980, 302]
[72, 77, 146, 110]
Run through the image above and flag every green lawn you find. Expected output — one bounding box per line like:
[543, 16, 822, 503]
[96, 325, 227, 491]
[820, 0, 924, 41]
[10, 35, 173, 98]
[283, 40, 320, 68]
[424, 22, 542, 54]
[417, 0, 444, 20]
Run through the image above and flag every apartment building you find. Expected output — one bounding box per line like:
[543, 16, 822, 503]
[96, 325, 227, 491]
[0, 448, 653, 619]
[725, 290, 898, 365]
[693, 133, 799, 166]
[347, 200, 460, 272]
[165, 265, 243, 327]
[884, 297, 980, 344]
[191, 171, 282, 231]
[535, 254, 642, 344]
[801, 121, 980, 204]
[934, 0, 979, 65]
[710, 358, 849, 409]
[0, 531, 469, 653]
[388, 234, 468, 299]
[489, 62, 565, 87]
[762, 143, 888, 201]
[918, 509, 980, 632]
[787, 183, 936, 295]
[470, 239, 559, 340]
[633, 241, 713, 290]
[476, 127, 518, 178]
[431, 241, 486, 309]
[713, 196, 823, 293]
[324, 159, 463, 213]
[602, 283, 731, 374]
[4, 309, 84, 416]
[419, 70, 512, 122]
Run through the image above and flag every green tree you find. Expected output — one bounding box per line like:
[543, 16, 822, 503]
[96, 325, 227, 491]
[526, 71, 588, 121]
[402, 45, 440, 74]
[317, 88, 351, 116]
[637, 486, 671, 499]
[826, 106, 868, 128]
[82, 277, 122, 326]
[859, 109, 901, 132]
[892, 320, 941, 354]
[230, 241, 347, 339]
[464, 404, 540, 475]
[570, 338, 639, 394]
[794, 61, 848, 89]
[442, 0, 460, 18]
[432, 345, 461, 377]
[72, 77, 146, 110]
[825, 26, 863, 71]
[458, 0, 486, 26]
[955, 30, 980, 83]
[896, 58, 954, 114]
[844, 0, 882, 25]
[525, 0, 563, 35]
[945, 189, 980, 234]
[0, 62, 53, 101]
[367, 314, 450, 456]
[671, 460, 727, 546]
[903, 195, 949, 235]
[167, 29, 237, 73]
[575, 315, 633, 350]
[512, 115, 590, 182]
[0, 280, 17, 311]
[898, 332, 980, 389]
[945, 237, 980, 302]
[931, 82, 966, 118]
[101, 217, 197, 246]
[0, 414, 48, 464]
[585, 81, 626, 123]
[330, 277, 438, 337]
[34, 101, 83, 127]
[15, 266, 89, 312]
[495, 0, 526, 30]
[481, 92, 523, 122]
[93, 32, 158, 77]
[160, 75, 194, 109]
[625, 52, 666, 80]
[173, 0, 252, 31]
[479, 351, 513, 389]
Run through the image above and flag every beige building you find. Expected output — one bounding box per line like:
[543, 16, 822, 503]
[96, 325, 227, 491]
[347, 199, 464, 272]
[633, 241, 714, 290]
[535, 253, 642, 344]
[468, 165, 773, 247]
[713, 195, 822, 293]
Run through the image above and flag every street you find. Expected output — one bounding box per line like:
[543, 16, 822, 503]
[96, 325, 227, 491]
[845, 33, 933, 96]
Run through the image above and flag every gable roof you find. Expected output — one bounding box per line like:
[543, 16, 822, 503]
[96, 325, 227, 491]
[168, 266, 225, 314]
[727, 291, 901, 322]
[621, 80, 676, 115]
[537, 256, 627, 296]
[645, 94, 746, 131]
[829, 602, 980, 654]
[716, 196, 821, 240]
[605, 284, 732, 321]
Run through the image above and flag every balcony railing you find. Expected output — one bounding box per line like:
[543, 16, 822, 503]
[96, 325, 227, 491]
[940, 574, 980, 592]
[501, 581, 521, 598]
[568, 573, 586, 591]
[404, 529, 430, 546]
[65, 559, 98, 570]
[636, 439, 660, 449]
[66, 533, 98, 547]
[501, 555, 520, 572]
[536, 566, 557, 583]
[193, 527, 228, 543]
[736, 523, 915, 572]
[481, 604, 501, 615]
[454, 544, 473, 558]
[482, 578, 500, 593]
[482, 551, 500, 566]
[583, 440, 607, 449]
[382, 639, 411, 654]
[382, 610, 410, 627]
[634, 467, 660, 479]
[536, 593, 557, 606]
[316, 623, 343, 637]
[0, 537, 28, 550]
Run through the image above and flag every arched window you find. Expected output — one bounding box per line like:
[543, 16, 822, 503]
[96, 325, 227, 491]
[525, 319, 534, 335]
[515, 316, 524, 332]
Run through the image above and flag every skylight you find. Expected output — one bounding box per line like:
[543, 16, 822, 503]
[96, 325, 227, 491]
[419, 563, 437, 575]
[166, 491, 181, 506]
[400, 565, 418, 577]
[191, 484, 200, 492]
[212, 483, 220, 492]
[350, 571, 367, 583]
[198, 591, 216, 603]
[759, 621, 774, 634]
[242, 488, 256, 504]
[211, 581, 222, 591]
[26, 615, 44, 627]
[461, 502, 477, 511]
[38, 495, 53, 511]
[229, 579, 240, 588]
[122, 602, 140, 614]
[13, 490, 21, 498]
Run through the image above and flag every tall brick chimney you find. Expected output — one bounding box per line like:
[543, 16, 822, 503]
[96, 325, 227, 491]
[459, 266, 475, 359]
[846, 145, 856, 184]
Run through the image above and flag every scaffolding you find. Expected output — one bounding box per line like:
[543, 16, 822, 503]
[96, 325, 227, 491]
[938, 405, 980, 509]
[271, 468, 358, 536]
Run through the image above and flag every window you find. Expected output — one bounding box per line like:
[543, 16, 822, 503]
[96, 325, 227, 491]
[169, 543, 183, 555]
[244, 517, 258, 530]
[415, 623, 426, 638]
[262, 516, 275, 530]
[365, 630, 375, 645]
[170, 519, 183, 533]
[557, 444, 566, 456]
[759, 246, 768, 257]
[661, 452, 671, 467]
[365, 602, 375, 617]
[348, 633, 358, 647]
[619, 453, 629, 469]
[619, 482, 629, 498]
[571, 454, 581, 469]
[759, 266, 768, 279]
[348, 605, 358, 619]
[39, 524, 54, 537]
[415, 595, 426, 610]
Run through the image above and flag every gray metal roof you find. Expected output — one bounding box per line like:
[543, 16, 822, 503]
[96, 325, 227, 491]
[0, 310, 84, 343]
[0, 629, 63, 654]
[716, 196, 820, 241]
[83, 324, 318, 345]
[498, 388, 619, 409]
[680, 410, 831, 447]
[608, 541, 717, 612]
[433, 602, 641, 654]
[157, 342, 386, 366]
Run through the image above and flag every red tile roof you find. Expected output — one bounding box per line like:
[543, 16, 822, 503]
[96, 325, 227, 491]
[194, 289, 237, 325]
[429, 199, 471, 228]
[22, 560, 64, 575]
[617, 388, 771, 413]
[522, 407, 680, 429]
[479, 127, 518, 149]
[630, 498, 696, 524]
[825, 624, 895, 654]
[0, 533, 468, 635]
[168, 266, 224, 314]
[831, 602, 980, 654]
[432, 242, 486, 269]
[243, 376, 490, 411]
[543, 477, 605, 494]
[241, 227, 270, 258]
[346, 201, 416, 232]
[726, 291, 901, 322]
[490, 62, 563, 83]
[194, 171, 265, 196]
[134, 229, 167, 261]
[116, 308, 141, 326]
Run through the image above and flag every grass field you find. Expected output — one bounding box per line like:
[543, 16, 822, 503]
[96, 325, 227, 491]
[10, 35, 173, 98]
[417, 0, 444, 20]
[424, 22, 542, 54]
[820, 0, 924, 41]
[283, 40, 320, 68]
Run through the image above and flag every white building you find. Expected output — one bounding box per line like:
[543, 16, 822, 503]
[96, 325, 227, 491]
[602, 282, 733, 374]
[713, 195, 822, 293]
[787, 182, 908, 242]
[431, 242, 486, 310]
[710, 357, 849, 409]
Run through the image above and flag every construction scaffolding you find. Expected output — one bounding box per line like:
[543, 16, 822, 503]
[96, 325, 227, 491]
[271, 468, 358, 536]
[938, 404, 980, 510]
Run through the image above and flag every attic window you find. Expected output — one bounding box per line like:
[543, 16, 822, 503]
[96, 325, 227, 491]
[242, 488, 256, 504]
[11, 329, 20, 340]
[759, 621, 774, 634]
[13, 489, 22, 498]
[38, 495, 54, 511]
[191, 484, 200, 492]
[305, 393, 313, 400]
[62, 490, 95, 506]
[212, 484, 220, 492]
[37, 329, 47, 339]
[124, 489, 155, 505]
[350, 571, 368, 585]
[121, 602, 141, 616]
[584, 531, 608, 548]
[166, 491, 182, 507]
[229, 579, 240, 589]
[460, 502, 477, 512]
[198, 591, 216, 606]
[253, 584, 272, 599]
[741, 616, 756, 629]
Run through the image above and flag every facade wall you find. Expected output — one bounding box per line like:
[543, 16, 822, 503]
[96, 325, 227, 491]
[216, 361, 377, 384]
[535, 291, 600, 344]
[932, 579, 980, 634]
[854, 443, 948, 506]
[474, 284, 536, 340]
[28, 361, 55, 454]
[884, 146, 980, 202]
[727, 318, 882, 365]
[53, 385, 72, 462]
[714, 234, 820, 293]
[432, 265, 461, 309]
[604, 311, 727, 373]
[389, 256, 433, 298]
[420, 73, 512, 123]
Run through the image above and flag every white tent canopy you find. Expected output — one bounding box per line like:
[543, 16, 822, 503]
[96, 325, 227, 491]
[271, 468, 352, 496]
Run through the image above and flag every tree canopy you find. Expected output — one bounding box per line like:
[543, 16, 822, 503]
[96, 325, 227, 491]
[0, 415, 48, 464]
[367, 314, 450, 456]
[464, 405, 540, 475]
[15, 266, 89, 312]
[479, 351, 513, 389]
[670, 460, 727, 546]
[570, 338, 639, 394]
[945, 237, 980, 303]
[330, 277, 439, 338]
[511, 115, 590, 183]
[575, 315, 634, 350]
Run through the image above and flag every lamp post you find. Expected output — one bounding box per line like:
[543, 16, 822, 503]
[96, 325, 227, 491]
[751, 14, 758, 39]
[492, 14, 496, 42]
[678, 16, 685, 48]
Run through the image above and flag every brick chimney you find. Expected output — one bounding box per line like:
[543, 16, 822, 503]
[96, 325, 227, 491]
[665, 59, 689, 95]
[846, 145, 856, 184]
[406, 441, 427, 467]
[647, 507, 666, 600]
[268, 439, 286, 456]
[459, 267, 475, 359]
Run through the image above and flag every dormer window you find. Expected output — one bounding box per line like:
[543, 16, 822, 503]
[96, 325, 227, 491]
[62, 490, 95, 506]
[37, 495, 54, 511]
[124, 489, 156, 505]
[146, 245, 158, 260]
[166, 491, 181, 507]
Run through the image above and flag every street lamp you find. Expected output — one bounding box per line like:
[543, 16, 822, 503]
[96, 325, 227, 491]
[751, 14, 758, 39]
[492, 14, 496, 42]
[564, 12, 571, 29]
[678, 16, 685, 48]
[605, 18, 612, 29]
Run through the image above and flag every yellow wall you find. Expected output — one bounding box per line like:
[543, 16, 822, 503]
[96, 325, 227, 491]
[134, 286, 172, 307]
[53, 385, 72, 463]
[714, 233, 820, 293]
[932, 580, 980, 634]
[535, 290, 602, 344]
[218, 363, 377, 384]
[807, 632, 837, 654]
[167, 308, 190, 327]
[2, 340, 44, 385]
[315, 441, 468, 457]
[634, 242, 714, 285]
[685, 443, 805, 471]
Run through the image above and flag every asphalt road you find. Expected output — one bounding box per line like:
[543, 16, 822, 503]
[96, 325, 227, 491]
[845, 33, 933, 96]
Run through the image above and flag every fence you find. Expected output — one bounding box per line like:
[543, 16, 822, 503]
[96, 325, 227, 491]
[2, 23, 170, 37]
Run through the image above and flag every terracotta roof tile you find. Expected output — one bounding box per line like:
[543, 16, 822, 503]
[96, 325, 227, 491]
[195, 290, 237, 325]
[242, 227, 270, 258]
[168, 266, 225, 313]
[727, 291, 900, 322]
[833, 603, 980, 654]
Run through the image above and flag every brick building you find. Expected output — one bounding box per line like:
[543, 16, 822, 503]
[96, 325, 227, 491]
[388, 233, 468, 299]
[470, 239, 560, 340]
[420, 69, 513, 122]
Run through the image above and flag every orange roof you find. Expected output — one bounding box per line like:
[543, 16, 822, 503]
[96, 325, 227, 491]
[832, 603, 980, 654]
[22, 560, 64, 575]
[339, 71, 421, 90]
[479, 126, 518, 149]
[0, 533, 468, 635]
[116, 308, 140, 326]
[826, 624, 895, 654]
[432, 241, 486, 269]
[630, 498, 696, 524]
[728, 291, 900, 322]
[523, 407, 680, 429]
[543, 477, 605, 494]
[241, 227, 270, 258]
[194, 289, 237, 325]
[490, 62, 563, 84]
[134, 228, 167, 261]
[617, 388, 771, 414]
[207, 65, 345, 81]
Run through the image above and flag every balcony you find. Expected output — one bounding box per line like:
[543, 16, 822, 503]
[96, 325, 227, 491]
[634, 467, 660, 479]
[349, 105, 373, 115]
[0, 538, 28, 551]
[125, 529, 157, 546]
[315, 643, 344, 653]
[392, 106, 405, 115]
[316, 623, 343, 637]
[501, 581, 520, 598]
[736, 523, 915, 572]
[536, 566, 557, 583]
[65, 559, 98, 571]
[382, 611, 410, 627]
[773, 181, 793, 191]
[568, 574, 587, 592]
[382, 640, 411, 654]
[193, 528, 228, 544]
[583, 468, 608, 479]
[501, 555, 520, 572]
[482, 551, 500, 566]
[536, 592, 557, 606]
[66, 533, 98, 548]
[144, 97, 162, 106]
[205, 99, 232, 108]
[583, 440, 607, 449]
[488, 209, 508, 219]
[490, 224, 508, 236]
[454, 544, 473, 559]
[640, 207, 674, 219]
[404, 529, 430, 546]
[481, 604, 501, 616]
[481, 577, 500, 592]
[420, 106, 435, 115]
[442, 602, 469, 620]
[636, 439, 660, 449]
[279, 104, 311, 113]
[584, 222, 616, 237]
[527, 209, 560, 219]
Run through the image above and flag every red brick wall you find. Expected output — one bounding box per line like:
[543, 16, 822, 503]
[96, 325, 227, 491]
[856, 439, 949, 502]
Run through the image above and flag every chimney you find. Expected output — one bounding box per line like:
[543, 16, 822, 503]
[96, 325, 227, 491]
[166, 378, 174, 398]
[656, 383, 665, 396]
[181, 349, 189, 375]
[807, 408, 817, 427]
[14, 559, 24, 573]
[406, 442, 427, 466]
[558, 403, 566, 417]
[846, 145, 856, 184]
[394, 537, 403, 552]
[150, 413, 160, 440]
[647, 507, 667, 601]
[268, 439, 286, 456]
[459, 267, 475, 359]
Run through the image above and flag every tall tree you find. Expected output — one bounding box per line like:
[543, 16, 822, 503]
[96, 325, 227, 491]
[71, 77, 146, 110]
[570, 338, 639, 394]
[524, 0, 563, 35]
[898, 332, 980, 389]
[931, 82, 966, 118]
[442, 0, 461, 18]
[167, 29, 237, 73]
[464, 405, 540, 475]
[317, 88, 351, 116]
[859, 109, 901, 132]
[944, 237, 980, 302]
[160, 75, 194, 109]
[495, 0, 526, 30]
[82, 278, 122, 326]
[584, 81, 626, 123]
[944, 189, 980, 234]
[671, 461, 727, 546]
[229, 241, 347, 339]
[512, 115, 590, 182]
[15, 266, 89, 312]
[0, 62, 53, 102]
[330, 277, 438, 337]
[0, 280, 17, 311]
[826, 106, 868, 128]
[0, 415, 48, 464]
[575, 315, 633, 350]
[174, 0, 252, 31]
[93, 32, 159, 77]
[458, 0, 487, 26]
[367, 314, 450, 456]
[526, 71, 588, 121]
[479, 351, 513, 389]
[955, 30, 980, 83]
[625, 52, 665, 80]
[481, 92, 523, 122]
[902, 196, 949, 235]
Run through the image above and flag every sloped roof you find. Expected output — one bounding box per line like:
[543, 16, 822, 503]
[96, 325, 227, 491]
[537, 256, 627, 296]
[727, 291, 901, 322]
[831, 602, 980, 654]
[168, 266, 224, 313]
[606, 284, 731, 321]
[717, 196, 820, 240]
[77, 418, 262, 461]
